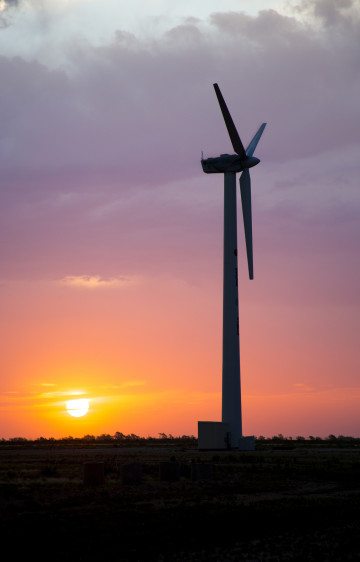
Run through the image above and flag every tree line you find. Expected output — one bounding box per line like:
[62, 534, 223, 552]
[0, 433, 358, 447]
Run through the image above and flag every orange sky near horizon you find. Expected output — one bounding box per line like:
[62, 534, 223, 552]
[1, 268, 359, 439]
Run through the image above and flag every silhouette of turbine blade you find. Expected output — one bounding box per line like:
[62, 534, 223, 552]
[246, 123, 267, 158]
[240, 169, 254, 280]
[213, 83, 246, 159]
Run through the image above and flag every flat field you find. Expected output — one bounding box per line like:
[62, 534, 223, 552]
[0, 442, 359, 561]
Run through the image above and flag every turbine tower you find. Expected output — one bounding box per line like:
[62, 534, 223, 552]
[201, 83, 266, 448]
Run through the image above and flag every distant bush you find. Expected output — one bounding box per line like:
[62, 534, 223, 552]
[0, 434, 358, 448]
[255, 435, 359, 445]
[0, 433, 197, 448]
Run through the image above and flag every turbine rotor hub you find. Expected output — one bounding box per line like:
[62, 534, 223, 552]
[242, 156, 260, 169]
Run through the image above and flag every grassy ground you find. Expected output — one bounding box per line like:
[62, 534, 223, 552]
[0, 443, 359, 561]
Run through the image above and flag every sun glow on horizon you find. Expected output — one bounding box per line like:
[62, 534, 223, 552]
[66, 398, 90, 418]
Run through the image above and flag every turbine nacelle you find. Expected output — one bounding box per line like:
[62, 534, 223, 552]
[201, 154, 260, 174]
[201, 83, 266, 280]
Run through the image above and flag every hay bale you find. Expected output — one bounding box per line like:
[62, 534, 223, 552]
[120, 462, 143, 485]
[159, 461, 180, 482]
[83, 462, 105, 486]
[191, 463, 214, 482]
[180, 463, 191, 479]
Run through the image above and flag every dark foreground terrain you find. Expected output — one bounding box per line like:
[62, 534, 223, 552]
[0, 441, 359, 561]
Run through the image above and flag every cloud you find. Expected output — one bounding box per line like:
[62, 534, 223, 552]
[0, 1, 359, 312]
[39, 389, 86, 398]
[0, 0, 19, 27]
[292, 382, 315, 392]
[0, 387, 88, 412]
[0, 1, 359, 180]
[0, 0, 20, 10]
[295, 0, 358, 26]
[0, 0, 21, 25]
[59, 275, 139, 289]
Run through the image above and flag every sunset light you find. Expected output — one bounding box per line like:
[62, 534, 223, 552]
[1, 0, 359, 559]
[66, 398, 90, 418]
[0, 0, 359, 442]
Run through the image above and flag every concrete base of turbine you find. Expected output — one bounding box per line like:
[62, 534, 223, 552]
[198, 421, 255, 451]
[198, 421, 230, 450]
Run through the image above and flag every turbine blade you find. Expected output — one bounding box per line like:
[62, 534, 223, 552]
[240, 169, 254, 280]
[246, 123, 267, 157]
[213, 83, 246, 159]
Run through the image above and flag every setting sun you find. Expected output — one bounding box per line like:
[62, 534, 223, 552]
[66, 398, 90, 418]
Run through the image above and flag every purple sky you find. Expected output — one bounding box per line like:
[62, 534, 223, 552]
[1, 0, 359, 437]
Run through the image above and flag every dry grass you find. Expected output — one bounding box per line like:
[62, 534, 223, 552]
[0, 444, 359, 560]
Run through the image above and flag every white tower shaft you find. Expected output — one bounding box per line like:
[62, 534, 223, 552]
[222, 172, 242, 447]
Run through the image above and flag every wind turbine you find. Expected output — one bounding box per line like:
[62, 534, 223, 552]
[201, 83, 266, 448]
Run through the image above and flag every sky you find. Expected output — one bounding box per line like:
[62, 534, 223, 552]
[0, 0, 359, 439]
